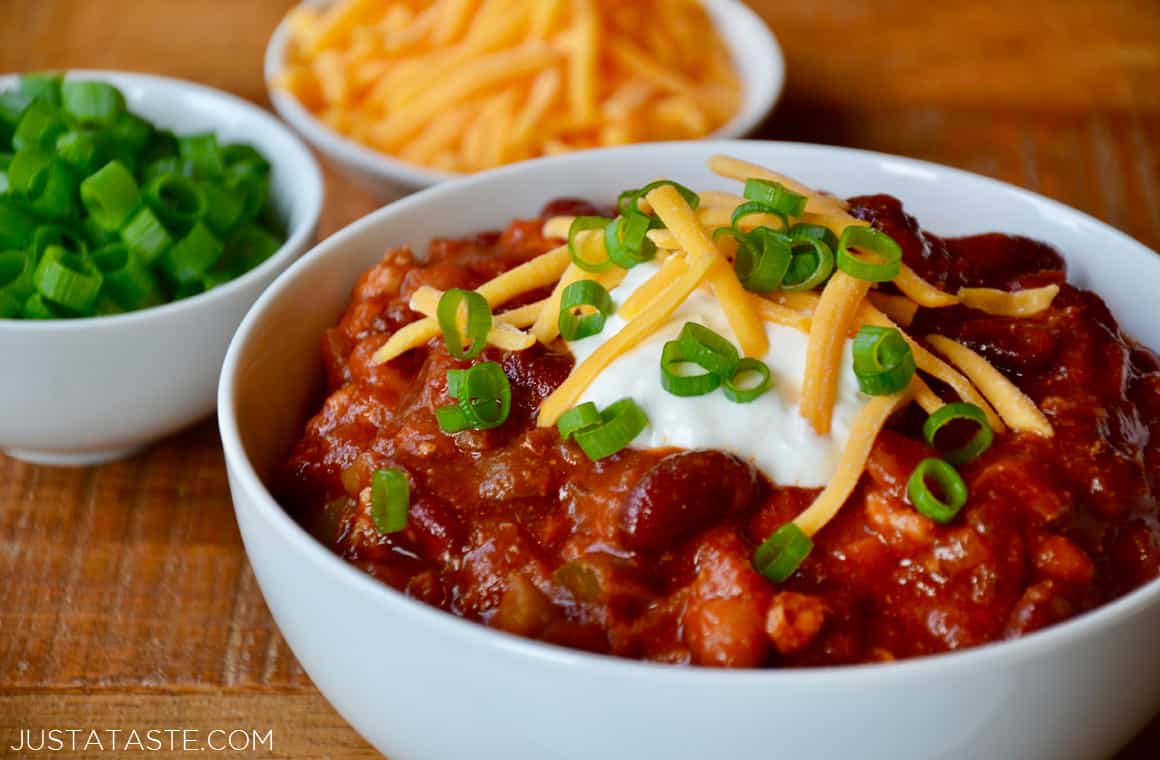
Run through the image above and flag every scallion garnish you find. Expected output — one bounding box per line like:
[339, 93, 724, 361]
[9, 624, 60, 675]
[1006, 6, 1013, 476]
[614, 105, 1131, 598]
[79, 160, 140, 231]
[32, 245, 103, 313]
[558, 279, 614, 340]
[723, 357, 772, 403]
[731, 226, 792, 293]
[922, 402, 994, 465]
[660, 339, 722, 397]
[556, 401, 602, 440]
[743, 178, 807, 219]
[780, 236, 835, 292]
[567, 216, 615, 272]
[435, 361, 512, 433]
[754, 523, 813, 583]
[836, 225, 902, 282]
[370, 467, 410, 534]
[436, 288, 492, 360]
[907, 458, 968, 523]
[571, 397, 649, 460]
[676, 322, 739, 377]
[604, 211, 657, 269]
[852, 325, 916, 395]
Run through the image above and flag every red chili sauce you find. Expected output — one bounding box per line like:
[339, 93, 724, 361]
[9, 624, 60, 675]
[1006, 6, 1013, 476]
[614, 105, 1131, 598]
[278, 196, 1160, 668]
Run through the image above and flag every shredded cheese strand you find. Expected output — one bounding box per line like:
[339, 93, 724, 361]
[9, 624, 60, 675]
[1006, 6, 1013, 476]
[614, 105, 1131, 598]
[618, 255, 689, 320]
[749, 295, 812, 333]
[866, 292, 919, 326]
[895, 264, 960, 307]
[531, 262, 626, 344]
[957, 284, 1060, 317]
[792, 387, 913, 537]
[646, 184, 768, 357]
[800, 272, 871, 435]
[372, 244, 571, 364]
[708, 155, 850, 217]
[925, 335, 1053, 436]
[496, 298, 550, 328]
[536, 248, 718, 427]
[409, 286, 537, 351]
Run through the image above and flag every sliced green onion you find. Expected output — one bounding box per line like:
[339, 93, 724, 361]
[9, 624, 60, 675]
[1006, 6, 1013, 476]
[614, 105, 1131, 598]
[222, 143, 270, 170]
[12, 100, 67, 151]
[80, 160, 140, 231]
[0, 249, 36, 301]
[0, 288, 21, 319]
[618, 179, 700, 218]
[780, 236, 835, 292]
[660, 339, 721, 397]
[141, 156, 182, 184]
[573, 398, 649, 460]
[723, 357, 772, 403]
[0, 199, 35, 249]
[158, 221, 224, 283]
[907, 458, 968, 524]
[0, 152, 11, 194]
[922, 402, 994, 465]
[172, 279, 205, 301]
[677, 321, 739, 376]
[567, 216, 614, 272]
[556, 402, 602, 440]
[221, 224, 281, 274]
[226, 162, 270, 221]
[81, 216, 118, 248]
[107, 112, 153, 154]
[32, 245, 103, 313]
[23, 292, 73, 319]
[604, 212, 657, 269]
[91, 243, 163, 310]
[60, 81, 125, 127]
[371, 467, 410, 534]
[743, 178, 808, 219]
[852, 325, 916, 395]
[55, 130, 105, 174]
[143, 173, 207, 231]
[730, 200, 789, 231]
[0, 91, 34, 143]
[32, 224, 87, 260]
[789, 222, 839, 250]
[19, 72, 62, 107]
[197, 180, 246, 236]
[436, 361, 512, 432]
[178, 132, 225, 178]
[437, 288, 492, 360]
[121, 205, 173, 264]
[8, 150, 78, 220]
[753, 523, 813, 582]
[142, 130, 180, 164]
[558, 279, 614, 340]
[733, 226, 792, 293]
[837, 225, 903, 282]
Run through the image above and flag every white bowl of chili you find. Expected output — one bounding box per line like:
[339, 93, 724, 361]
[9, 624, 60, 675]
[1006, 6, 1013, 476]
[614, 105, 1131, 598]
[263, 0, 784, 197]
[0, 70, 322, 466]
[220, 141, 1160, 760]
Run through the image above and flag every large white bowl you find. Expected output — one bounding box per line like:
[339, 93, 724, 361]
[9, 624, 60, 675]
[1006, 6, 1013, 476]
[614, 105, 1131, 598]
[219, 141, 1160, 760]
[264, 0, 785, 197]
[0, 70, 322, 465]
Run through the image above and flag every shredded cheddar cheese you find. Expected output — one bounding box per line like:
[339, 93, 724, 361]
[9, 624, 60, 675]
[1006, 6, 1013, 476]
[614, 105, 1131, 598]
[409, 286, 537, 352]
[957, 284, 1060, 317]
[800, 272, 872, 435]
[926, 335, 1053, 436]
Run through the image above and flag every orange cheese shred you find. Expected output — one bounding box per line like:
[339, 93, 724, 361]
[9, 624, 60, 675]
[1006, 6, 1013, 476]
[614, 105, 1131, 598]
[792, 386, 914, 537]
[894, 264, 959, 308]
[800, 272, 871, 435]
[925, 335, 1053, 437]
[957, 284, 1060, 317]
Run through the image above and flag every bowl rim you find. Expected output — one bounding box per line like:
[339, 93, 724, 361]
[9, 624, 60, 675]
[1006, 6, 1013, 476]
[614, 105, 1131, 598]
[0, 68, 324, 332]
[219, 139, 1160, 684]
[263, 0, 785, 188]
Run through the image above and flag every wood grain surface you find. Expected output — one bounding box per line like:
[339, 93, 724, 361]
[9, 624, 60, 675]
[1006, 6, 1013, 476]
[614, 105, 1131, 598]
[1, 1, 1159, 757]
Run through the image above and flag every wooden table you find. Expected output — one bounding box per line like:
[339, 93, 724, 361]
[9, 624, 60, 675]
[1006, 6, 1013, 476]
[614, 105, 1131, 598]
[2, 2, 1158, 757]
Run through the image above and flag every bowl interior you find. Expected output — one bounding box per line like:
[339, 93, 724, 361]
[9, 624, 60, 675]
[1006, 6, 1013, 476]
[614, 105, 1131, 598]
[263, 0, 784, 190]
[0, 69, 323, 327]
[222, 139, 1160, 681]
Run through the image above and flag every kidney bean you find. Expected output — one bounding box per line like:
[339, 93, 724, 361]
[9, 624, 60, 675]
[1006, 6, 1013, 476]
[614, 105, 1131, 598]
[621, 451, 758, 552]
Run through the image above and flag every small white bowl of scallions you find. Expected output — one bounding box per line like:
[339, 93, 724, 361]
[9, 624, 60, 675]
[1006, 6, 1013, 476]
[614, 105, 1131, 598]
[0, 70, 322, 465]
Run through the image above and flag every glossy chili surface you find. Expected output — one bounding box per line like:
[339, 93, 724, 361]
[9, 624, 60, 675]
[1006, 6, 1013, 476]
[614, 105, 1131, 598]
[278, 196, 1160, 668]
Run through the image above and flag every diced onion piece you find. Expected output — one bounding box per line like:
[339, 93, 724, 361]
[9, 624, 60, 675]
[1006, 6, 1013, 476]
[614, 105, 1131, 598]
[925, 334, 1053, 437]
